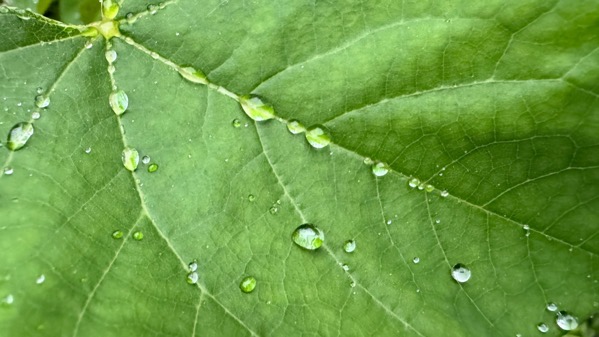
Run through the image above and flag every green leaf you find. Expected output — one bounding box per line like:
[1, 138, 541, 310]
[1, 1, 598, 336]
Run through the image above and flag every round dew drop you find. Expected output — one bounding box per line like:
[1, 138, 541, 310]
[413, 257, 420, 264]
[148, 163, 159, 173]
[132, 231, 143, 241]
[292, 224, 324, 250]
[240, 276, 257, 293]
[372, 162, 389, 177]
[31, 111, 41, 120]
[232, 119, 241, 128]
[363, 157, 374, 165]
[424, 184, 434, 192]
[286, 119, 306, 134]
[408, 178, 420, 189]
[546, 302, 558, 312]
[343, 240, 356, 253]
[141, 156, 151, 165]
[34, 95, 50, 108]
[111, 230, 123, 239]
[440, 190, 449, 197]
[187, 272, 199, 285]
[305, 125, 331, 149]
[239, 95, 275, 121]
[105, 50, 117, 63]
[451, 263, 471, 283]
[556, 311, 578, 331]
[3, 167, 14, 176]
[188, 261, 198, 272]
[122, 147, 139, 172]
[109, 90, 128, 115]
[7, 122, 34, 151]
[537, 323, 549, 333]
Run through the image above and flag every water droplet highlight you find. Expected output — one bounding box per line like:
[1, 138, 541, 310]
[3, 167, 14, 176]
[372, 162, 389, 177]
[440, 190, 449, 197]
[132, 231, 143, 241]
[109, 90, 128, 115]
[537, 323, 549, 333]
[34, 95, 50, 108]
[305, 125, 331, 149]
[3, 294, 14, 305]
[286, 119, 306, 134]
[240, 276, 256, 293]
[292, 224, 324, 250]
[7, 122, 34, 151]
[413, 257, 420, 264]
[408, 178, 420, 188]
[141, 156, 150, 165]
[451, 263, 471, 283]
[556, 311, 578, 331]
[546, 302, 558, 312]
[239, 95, 275, 121]
[105, 50, 117, 63]
[111, 230, 123, 239]
[35, 274, 45, 284]
[148, 163, 158, 173]
[121, 147, 139, 171]
[343, 240, 356, 253]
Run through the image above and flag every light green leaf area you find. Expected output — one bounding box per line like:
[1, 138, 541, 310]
[1, 1, 598, 336]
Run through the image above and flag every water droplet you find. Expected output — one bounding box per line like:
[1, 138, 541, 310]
[556, 311, 578, 331]
[105, 50, 117, 63]
[141, 155, 150, 165]
[7, 122, 34, 151]
[451, 263, 471, 283]
[537, 323, 549, 333]
[35, 274, 45, 284]
[350, 281, 356, 288]
[440, 190, 449, 197]
[546, 302, 558, 312]
[363, 157, 374, 165]
[408, 178, 420, 188]
[84, 147, 92, 154]
[34, 95, 50, 108]
[269, 206, 278, 215]
[147, 4, 157, 14]
[148, 163, 159, 173]
[240, 276, 256, 293]
[3, 294, 14, 305]
[286, 119, 305, 134]
[109, 90, 128, 115]
[305, 125, 331, 149]
[102, 0, 120, 19]
[372, 162, 389, 177]
[36, 87, 43, 94]
[187, 272, 199, 284]
[122, 147, 139, 171]
[31, 111, 40, 120]
[178, 66, 207, 84]
[341, 264, 350, 272]
[188, 261, 198, 272]
[292, 224, 324, 250]
[424, 184, 434, 192]
[239, 95, 275, 121]
[343, 240, 356, 253]
[3, 167, 13, 176]
[413, 257, 420, 264]
[248, 194, 256, 202]
[125, 12, 134, 23]
[84, 40, 93, 49]
[417, 183, 425, 191]
[232, 119, 241, 128]
[111, 230, 123, 239]
[132, 231, 143, 241]
[108, 64, 116, 74]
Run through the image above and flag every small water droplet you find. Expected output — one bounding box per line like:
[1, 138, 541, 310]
[3, 294, 14, 305]
[105, 50, 117, 63]
[84, 147, 92, 154]
[109, 90, 128, 115]
[363, 157, 374, 165]
[147, 4, 157, 14]
[408, 178, 420, 188]
[240, 276, 256, 293]
[343, 240, 356, 253]
[125, 12, 134, 23]
[3, 167, 13, 176]
[556, 311, 578, 331]
[372, 162, 389, 177]
[417, 183, 425, 191]
[178, 66, 207, 84]
[232, 119, 241, 128]
[132, 231, 143, 241]
[248, 194, 256, 202]
[31, 111, 40, 120]
[413, 257, 420, 264]
[269, 206, 278, 215]
[342, 264, 349, 272]
[435, 219, 441, 224]
[286, 119, 306, 134]
[386, 220, 392, 225]
[148, 163, 159, 173]
[187, 272, 198, 284]
[111, 230, 123, 239]
[292, 224, 324, 250]
[451, 263, 471, 283]
[305, 125, 331, 149]
[122, 147, 139, 171]
[36, 87, 43, 94]
[546, 302, 558, 312]
[102, 0, 120, 19]
[188, 261, 197, 272]
[35, 274, 45, 284]
[350, 281, 356, 288]
[239, 95, 275, 121]
[141, 155, 150, 165]
[7, 122, 34, 151]
[537, 323, 549, 333]
[84, 40, 93, 49]
[440, 190, 449, 197]
[424, 184, 434, 192]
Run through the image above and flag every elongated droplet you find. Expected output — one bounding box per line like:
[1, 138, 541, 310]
[178, 66, 207, 84]
[292, 224, 324, 250]
[122, 147, 139, 171]
[537, 323, 549, 333]
[372, 162, 389, 177]
[7, 122, 34, 151]
[111, 230, 123, 239]
[132, 231, 143, 241]
[286, 119, 306, 134]
[34, 95, 50, 108]
[187, 272, 198, 284]
[451, 263, 471, 283]
[556, 311, 578, 331]
[546, 302, 558, 312]
[343, 240, 356, 253]
[3, 167, 14, 176]
[239, 276, 256, 293]
[239, 95, 275, 121]
[109, 90, 128, 115]
[102, 0, 120, 19]
[105, 50, 117, 63]
[148, 163, 158, 173]
[305, 125, 331, 149]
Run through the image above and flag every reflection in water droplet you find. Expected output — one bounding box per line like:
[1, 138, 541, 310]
[7, 122, 34, 151]
[109, 90, 128, 115]
[546, 302, 558, 312]
[34, 95, 50, 108]
[188, 261, 197, 272]
[35, 274, 45, 284]
[112, 230, 123, 239]
[413, 257, 420, 264]
[286, 119, 306, 134]
[556, 311, 578, 331]
[122, 147, 139, 171]
[187, 272, 198, 284]
[240, 276, 257, 293]
[132, 231, 143, 241]
[372, 162, 389, 177]
[408, 178, 420, 188]
[148, 163, 159, 173]
[451, 263, 471, 283]
[141, 156, 150, 165]
[232, 119, 241, 128]
[537, 323, 549, 333]
[105, 50, 117, 63]
[305, 125, 331, 149]
[239, 95, 275, 121]
[292, 224, 324, 250]
[343, 240, 356, 253]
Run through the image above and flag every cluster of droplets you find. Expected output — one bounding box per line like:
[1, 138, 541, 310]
[187, 261, 199, 284]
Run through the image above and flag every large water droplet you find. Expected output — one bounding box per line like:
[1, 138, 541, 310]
[109, 90, 128, 115]
[178, 66, 207, 84]
[451, 263, 471, 283]
[546, 302, 558, 312]
[7, 122, 34, 151]
[556, 311, 578, 331]
[132, 231, 143, 241]
[102, 0, 120, 19]
[286, 119, 306, 134]
[239, 276, 256, 293]
[372, 162, 389, 177]
[305, 125, 331, 149]
[105, 50, 117, 63]
[111, 230, 123, 239]
[187, 272, 199, 284]
[292, 224, 324, 250]
[34, 95, 50, 108]
[343, 240, 356, 253]
[537, 323, 549, 333]
[239, 95, 275, 121]
[121, 148, 139, 171]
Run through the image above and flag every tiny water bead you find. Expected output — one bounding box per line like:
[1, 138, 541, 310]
[31, 111, 40, 120]
[34, 95, 50, 108]
[109, 90, 128, 115]
[248, 194, 256, 202]
[148, 163, 159, 173]
[305, 125, 331, 149]
[537, 323, 549, 333]
[269, 205, 278, 215]
[178, 66, 207, 84]
[187, 272, 199, 285]
[408, 178, 420, 188]
[343, 240, 356, 253]
[132, 231, 143, 241]
[292, 224, 324, 250]
[111, 230, 123, 239]
[363, 157, 374, 165]
[556, 311, 578, 331]
[188, 261, 197, 272]
[424, 184, 434, 192]
[372, 162, 389, 177]
[451, 264, 471, 283]
[546, 302, 558, 312]
[3, 294, 14, 305]
[342, 264, 350, 272]
[239, 95, 275, 121]
[141, 155, 150, 165]
[105, 50, 117, 63]
[413, 257, 420, 264]
[122, 147, 139, 171]
[239, 276, 257, 293]
[232, 119, 241, 128]
[35, 274, 45, 284]
[7, 122, 34, 151]
[286, 119, 306, 134]
[440, 190, 449, 197]
[3, 167, 14, 176]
